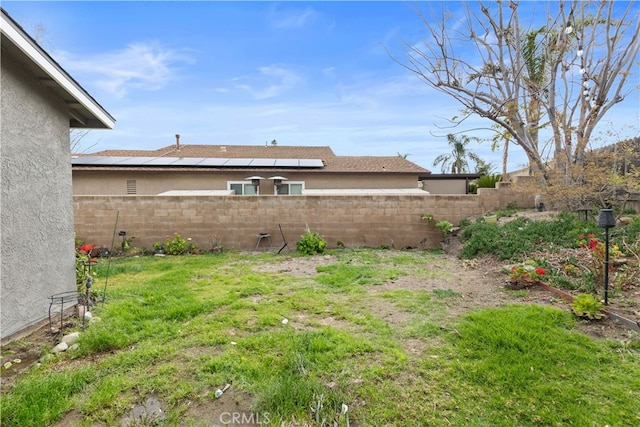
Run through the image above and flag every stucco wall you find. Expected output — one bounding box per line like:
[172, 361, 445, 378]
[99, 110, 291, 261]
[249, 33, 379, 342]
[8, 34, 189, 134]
[1, 56, 76, 340]
[72, 170, 420, 196]
[73, 187, 532, 252]
[422, 179, 469, 194]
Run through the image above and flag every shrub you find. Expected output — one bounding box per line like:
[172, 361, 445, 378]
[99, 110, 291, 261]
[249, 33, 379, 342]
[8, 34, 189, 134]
[459, 212, 592, 261]
[154, 233, 198, 255]
[296, 231, 327, 255]
[476, 174, 502, 189]
[435, 220, 454, 237]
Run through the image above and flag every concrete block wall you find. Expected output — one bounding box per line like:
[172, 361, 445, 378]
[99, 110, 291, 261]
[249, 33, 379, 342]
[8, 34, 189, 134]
[73, 188, 533, 252]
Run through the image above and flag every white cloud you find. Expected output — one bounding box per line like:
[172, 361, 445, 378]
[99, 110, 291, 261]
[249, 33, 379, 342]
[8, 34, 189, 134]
[55, 42, 193, 98]
[268, 5, 319, 29]
[234, 65, 303, 100]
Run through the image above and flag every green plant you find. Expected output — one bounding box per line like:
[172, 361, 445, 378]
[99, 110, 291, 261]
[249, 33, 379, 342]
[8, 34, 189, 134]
[496, 204, 519, 218]
[421, 213, 434, 223]
[121, 236, 134, 253]
[508, 265, 547, 288]
[155, 233, 198, 255]
[476, 174, 502, 189]
[296, 231, 327, 255]
[435, 220, 454, 238]
[459, 212, 587, 260]
[570, 294, 605, 320]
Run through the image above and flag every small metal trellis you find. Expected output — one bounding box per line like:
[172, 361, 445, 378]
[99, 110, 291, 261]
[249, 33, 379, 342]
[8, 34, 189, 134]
[48, 290, 79, 339]
[48, 255, 97, 339]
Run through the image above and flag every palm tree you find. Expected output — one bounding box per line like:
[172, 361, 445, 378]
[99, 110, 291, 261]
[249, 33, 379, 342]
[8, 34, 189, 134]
[432, 134, 482, 174]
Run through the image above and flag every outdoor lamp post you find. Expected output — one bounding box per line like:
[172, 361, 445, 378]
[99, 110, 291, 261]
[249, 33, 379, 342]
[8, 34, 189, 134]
[597, 209, 616, 305]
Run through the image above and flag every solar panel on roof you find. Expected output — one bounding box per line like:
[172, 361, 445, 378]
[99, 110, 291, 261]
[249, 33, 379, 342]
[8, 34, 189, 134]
[299, 159, 324, 167]
[169, 157, 207, 166]
[223, 158, 254, 166]
[198, 158, 231, 167]
[249, 158, 276, 167]
[274, 159, 300, 167]
[72, 156, 325, 168]
[142, 157, 175, 165]
[117, 157, 150, 165]
[72, 156, 104, 165]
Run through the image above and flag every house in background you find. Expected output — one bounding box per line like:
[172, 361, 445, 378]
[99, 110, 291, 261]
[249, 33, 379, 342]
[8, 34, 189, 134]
[1, 9, 115, 342]
[419, 173, 482, 195]
[72, 138, 431, 196]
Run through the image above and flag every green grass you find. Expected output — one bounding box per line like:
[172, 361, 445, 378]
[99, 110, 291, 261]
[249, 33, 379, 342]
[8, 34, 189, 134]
[1, 249, 639, 426]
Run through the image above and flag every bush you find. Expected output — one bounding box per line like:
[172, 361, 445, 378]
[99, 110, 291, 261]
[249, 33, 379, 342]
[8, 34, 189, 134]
[296, 231, 327, 255]
[476, 174, 502, 189]
[154, 233, 198, 255]
[435, 220, 454, 237]
[459, 212, 592, 261]
[468, 174, 502, 193]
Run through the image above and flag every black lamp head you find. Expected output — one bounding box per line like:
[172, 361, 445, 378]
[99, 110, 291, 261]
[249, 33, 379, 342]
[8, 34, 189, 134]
[597, 209, 616, 228]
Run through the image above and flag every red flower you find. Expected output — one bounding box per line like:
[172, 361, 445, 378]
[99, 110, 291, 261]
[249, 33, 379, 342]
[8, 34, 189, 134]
[588, 239, 599, 249]
[77, 244, 96, 254]
[587, 233, 596, 238]
[535, 268, 546, 275]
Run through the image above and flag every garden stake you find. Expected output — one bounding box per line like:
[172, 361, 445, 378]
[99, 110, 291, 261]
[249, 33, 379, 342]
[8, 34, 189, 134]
[102, 210, 119, 306]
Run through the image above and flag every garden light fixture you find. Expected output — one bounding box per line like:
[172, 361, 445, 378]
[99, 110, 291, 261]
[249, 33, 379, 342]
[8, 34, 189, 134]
[597, 209, 616, 305]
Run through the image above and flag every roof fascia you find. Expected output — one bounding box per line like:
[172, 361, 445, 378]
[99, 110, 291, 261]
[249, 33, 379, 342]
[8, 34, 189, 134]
[0, 9, 115, 129]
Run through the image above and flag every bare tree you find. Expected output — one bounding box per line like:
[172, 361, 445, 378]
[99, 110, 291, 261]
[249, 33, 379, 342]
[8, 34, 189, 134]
[392, 1, 639, 184]
[71, 129, 96, 154]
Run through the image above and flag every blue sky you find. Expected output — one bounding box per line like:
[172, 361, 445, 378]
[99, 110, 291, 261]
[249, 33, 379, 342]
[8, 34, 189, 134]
[4, 1, 639, 172]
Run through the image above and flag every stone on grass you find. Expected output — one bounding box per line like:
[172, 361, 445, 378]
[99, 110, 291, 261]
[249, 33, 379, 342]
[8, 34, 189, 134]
[53, 341, 68, 353]
[62, 332, 80, 345]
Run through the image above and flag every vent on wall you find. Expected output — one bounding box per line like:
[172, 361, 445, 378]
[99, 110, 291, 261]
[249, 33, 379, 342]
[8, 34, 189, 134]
[126, 180, 137, 195]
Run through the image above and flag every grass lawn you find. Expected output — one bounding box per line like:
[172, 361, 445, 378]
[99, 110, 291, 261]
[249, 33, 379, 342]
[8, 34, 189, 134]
[1, 249, 639, 426]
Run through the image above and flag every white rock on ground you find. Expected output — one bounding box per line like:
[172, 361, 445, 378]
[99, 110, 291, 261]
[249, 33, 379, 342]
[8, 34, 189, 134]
[62, 332, 80, 345]
[52, 341, 68, 353]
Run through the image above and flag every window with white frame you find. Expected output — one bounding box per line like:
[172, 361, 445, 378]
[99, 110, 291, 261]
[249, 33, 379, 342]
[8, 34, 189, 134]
[228, 181, 257, 195]
[275, 181, 304, 195]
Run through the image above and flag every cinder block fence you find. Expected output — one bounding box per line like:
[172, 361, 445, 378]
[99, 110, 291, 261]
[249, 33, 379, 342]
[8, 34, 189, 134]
[73, 186, 532, 251]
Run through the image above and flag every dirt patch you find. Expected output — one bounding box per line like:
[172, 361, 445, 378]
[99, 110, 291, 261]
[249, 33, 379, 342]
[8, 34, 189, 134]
[253, 254, 336, 276]
[181, 389, 261, 427]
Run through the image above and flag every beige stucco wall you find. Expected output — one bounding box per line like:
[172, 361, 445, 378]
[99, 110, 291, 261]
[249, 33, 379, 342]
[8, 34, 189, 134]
[1, 56, 76, 340]
[422, 179, 469, 194]
[73, 187, 533, 252]
[72, 170, 420, 195]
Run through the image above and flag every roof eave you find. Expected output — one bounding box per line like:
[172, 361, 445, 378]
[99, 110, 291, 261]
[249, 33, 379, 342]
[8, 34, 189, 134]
[1, 8, 115, 129]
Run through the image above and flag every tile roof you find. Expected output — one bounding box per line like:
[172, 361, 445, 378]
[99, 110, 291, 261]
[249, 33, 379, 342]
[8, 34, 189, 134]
[77, 144, 430, 174]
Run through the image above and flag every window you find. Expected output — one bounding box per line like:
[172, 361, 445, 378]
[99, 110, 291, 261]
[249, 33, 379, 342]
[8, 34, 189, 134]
[229, 181, 257, 195]
[126, 180, 136, 195]
[276, 182, 304, 195]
